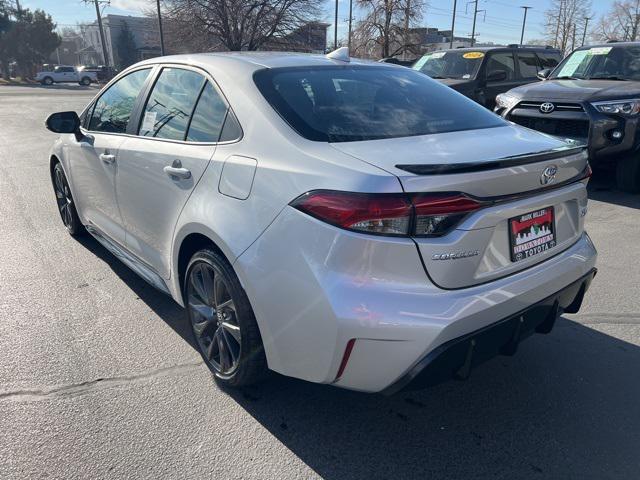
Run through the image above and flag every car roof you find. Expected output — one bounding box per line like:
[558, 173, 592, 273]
[135, 51, 382, 71]
[576, 41, 640, 49]
[436, 46, 560, 53]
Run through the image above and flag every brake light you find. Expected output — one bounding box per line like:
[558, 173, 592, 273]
[290, 190, 483, 237]
[411, 194, 484, 236]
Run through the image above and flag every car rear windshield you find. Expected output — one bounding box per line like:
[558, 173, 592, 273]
[253, 66, 506, 142]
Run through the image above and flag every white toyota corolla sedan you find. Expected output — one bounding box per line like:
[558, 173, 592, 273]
[45, 50, 597, 393]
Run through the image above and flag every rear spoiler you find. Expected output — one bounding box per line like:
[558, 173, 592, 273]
[395, 146, 587, 175]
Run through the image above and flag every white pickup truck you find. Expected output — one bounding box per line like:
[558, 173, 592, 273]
[35, 65, 98, 86]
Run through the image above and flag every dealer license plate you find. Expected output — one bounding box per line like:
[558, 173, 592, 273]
[509, 207, 556, 262]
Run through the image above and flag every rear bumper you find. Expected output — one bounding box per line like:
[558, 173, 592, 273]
[236, 203, 598, 393]
[382, 268, 596, 395]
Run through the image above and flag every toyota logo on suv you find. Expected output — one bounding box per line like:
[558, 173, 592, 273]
[540, 102, 555, 113]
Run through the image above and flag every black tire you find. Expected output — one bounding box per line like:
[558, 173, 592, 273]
[79, 76, 91, 86]
[184, 249, 268, 388]
[52, 163, 85, 236]
[616, 155, 640, 193]
[42, 76, 53, 86]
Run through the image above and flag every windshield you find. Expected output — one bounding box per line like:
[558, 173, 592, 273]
[254, 66, 506, 143]
[412, 51, 484, 79]
[552, 45, 640, 80]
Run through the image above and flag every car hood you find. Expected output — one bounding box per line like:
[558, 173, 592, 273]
[509, 79, 640, 102]
[329, 124, 572, 177]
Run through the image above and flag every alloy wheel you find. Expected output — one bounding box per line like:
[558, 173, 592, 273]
[53, 166, 74, 229]
[187, 262, 241, 377]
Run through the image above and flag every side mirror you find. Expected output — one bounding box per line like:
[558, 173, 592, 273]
[537, 68, 552, 80]
[45, 111, 81, 135]
[486, 69, 508, 83]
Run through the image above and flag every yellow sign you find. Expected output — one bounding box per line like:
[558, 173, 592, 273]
[463, 52, 484, 59]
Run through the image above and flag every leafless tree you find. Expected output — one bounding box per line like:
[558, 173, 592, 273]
[163, 0, 323, 52]
[352, 0, 426, 59]
[594, 0, 640, 42]
[544, 0, 592, 53]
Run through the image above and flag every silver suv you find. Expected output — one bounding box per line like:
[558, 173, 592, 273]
[45, 51, 597, 393]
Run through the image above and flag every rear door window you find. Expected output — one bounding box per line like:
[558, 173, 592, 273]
[516, 52, 540, 78]
[537, 52, 561, 69]
[139, 67, 206, 140]
[186, 81, 229, 142]
[88, 68, 151, 133]
[485, 52, 516, 80]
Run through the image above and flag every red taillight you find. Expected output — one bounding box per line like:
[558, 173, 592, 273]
[291, 190, 484, 237]
[290, 191, 412, 236]
[411, 194, 485, 236]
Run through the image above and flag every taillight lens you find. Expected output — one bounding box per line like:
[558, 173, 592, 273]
[290, 190, 484, 237]
[290, 191, 412, 236]
[411, 194, 484, 236]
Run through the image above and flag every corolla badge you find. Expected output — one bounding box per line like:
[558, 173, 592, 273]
[540, 102, 555, 113]
[540, 165, 558, 185]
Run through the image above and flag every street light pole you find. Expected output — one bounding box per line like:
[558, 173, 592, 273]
[519, 6, 531, 45]
[450, 0, 457, 49]
[156, 0, 165, 56]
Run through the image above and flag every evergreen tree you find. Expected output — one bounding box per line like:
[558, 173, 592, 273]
[116, 21, 137, 69]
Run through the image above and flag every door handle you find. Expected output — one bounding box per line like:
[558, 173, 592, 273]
[99, 153, 116, 164]
[164, 165, 191, 180]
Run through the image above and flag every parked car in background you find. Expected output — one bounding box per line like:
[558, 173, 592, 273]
[80, 65, 116, 82]
[413, 45, 562, 109]
[495, 42, 640, 193]
[35, 65, 97, 86]
[44, 50, 596, 393]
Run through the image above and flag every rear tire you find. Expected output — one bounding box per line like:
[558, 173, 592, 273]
[52, 163, 85, 236]
[184, 249, 268, 388]
[79, 77, 91, 86]
[616, 155, 640, 193]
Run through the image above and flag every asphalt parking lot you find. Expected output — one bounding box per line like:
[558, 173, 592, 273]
[1, 84, 639, 479]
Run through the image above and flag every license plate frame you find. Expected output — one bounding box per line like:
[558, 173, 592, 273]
[509, 207, 556, 262]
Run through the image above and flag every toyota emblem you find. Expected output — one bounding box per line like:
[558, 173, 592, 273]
[540, 102, 555, 113]
[540, 165, 558, 185]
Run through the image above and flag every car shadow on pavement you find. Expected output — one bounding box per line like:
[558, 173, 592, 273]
[223, 318, 640, 479]
[74, 233, 640, 479]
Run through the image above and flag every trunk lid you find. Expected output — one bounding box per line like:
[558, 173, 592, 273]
[330, 125, 589, 289]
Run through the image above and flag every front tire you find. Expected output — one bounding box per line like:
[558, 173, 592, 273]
[52, 163, 85, 236]
[616, 155, 640, 193]
[42, 76, 53, 86]
[185, 249, 268, 388]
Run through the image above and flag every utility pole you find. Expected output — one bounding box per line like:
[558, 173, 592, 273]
[519, 6, 531, 45]
[450, 0, 457, 49]
[581, 16, 591, 46]
[156, 0, 165, 56]
[467, 0, 485, 47]
[334, 0, 338, 50]
[92, 0, 110, 68]
[347, 0, 353, 52]
[571, 22, 576, 51]
[403, 0, 410, 60]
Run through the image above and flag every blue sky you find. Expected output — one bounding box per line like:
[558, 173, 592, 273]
[23, 0, 612, 45]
